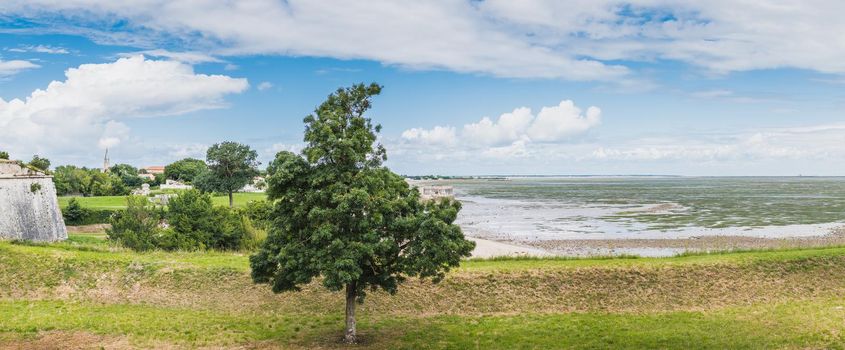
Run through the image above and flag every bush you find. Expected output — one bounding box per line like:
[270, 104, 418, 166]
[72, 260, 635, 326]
[107, 191, 265, 252]
[106, 196, 163, 251]
[62, 198, 89, 223]
[62, 199, 115, 225]
[164, 190, 255, 250]
[164, 189, 216, 250]
[238, 200, 273, 231]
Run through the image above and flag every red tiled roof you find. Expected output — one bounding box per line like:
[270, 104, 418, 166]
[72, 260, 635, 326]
[144, 166, 166, 174]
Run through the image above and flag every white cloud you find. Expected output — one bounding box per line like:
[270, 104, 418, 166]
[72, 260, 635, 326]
[0, 55, 248, 161]
[97, 120, 130, 149]
[526, 101, 601, 142]
[166, 143, 208, 159]
[463, 107, 533, 146]
[0, 0, 628, 81]
[0, 59, 40, 76]
[401, 99, 600, 159]
[8, 45, 69, 54]
[482, 140, 529, 159]
[401, 126, 457, 145]
[257, 81, 273, 91]
[266, 143, 304, 155]
[5, 1, 845, 79]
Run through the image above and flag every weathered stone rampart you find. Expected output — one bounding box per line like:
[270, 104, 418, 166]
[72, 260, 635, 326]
[0, 160, 67, 241]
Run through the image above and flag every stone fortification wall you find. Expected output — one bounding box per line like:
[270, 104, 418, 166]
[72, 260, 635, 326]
[0, 161, 67, 241]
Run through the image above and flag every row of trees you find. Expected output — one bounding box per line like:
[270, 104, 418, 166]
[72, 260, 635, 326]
[8, 142, 261, 200]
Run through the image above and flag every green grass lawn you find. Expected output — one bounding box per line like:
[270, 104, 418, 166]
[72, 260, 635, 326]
[2, 237, 845, 348]
[58, 192, 267, 210]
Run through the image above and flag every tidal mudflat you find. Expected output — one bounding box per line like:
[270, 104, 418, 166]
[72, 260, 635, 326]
[432, 177, 845, 257]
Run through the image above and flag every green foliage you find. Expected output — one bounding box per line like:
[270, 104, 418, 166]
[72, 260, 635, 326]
[153, 173, 166, 186]
[106, 190, 257, 251]
[29, 183, 42, 193]
[107, 196, 162, 251]
[163, 189, 245, 251]
[63, 198, 88, 224]
[238, 216, 267, 251]
[0, 151, 8, 160]
[28, 155, 50, 172]
[250, 83, 474, 341]
[90, 171, 130, 196]
[164, 158, 207, 183]
[237, 200, 273, 231]
[110, 163, 144, 189]
[61, 198, 113, 226]
[196, 142, 259, 207]
[53, 165, 130, 196]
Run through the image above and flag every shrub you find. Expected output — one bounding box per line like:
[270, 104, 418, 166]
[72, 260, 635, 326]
[165, 189, 216, 250]
[63, 198, 89, 223]
[238, 200, 273, 231]
[61, 198, 116, 225]
[106, 196, 162, 251]
[162, 189, 253, 251]
[107, 191, 263, 252]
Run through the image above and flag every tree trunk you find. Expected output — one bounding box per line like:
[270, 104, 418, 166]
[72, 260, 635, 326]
[344, 283, 357, 344]
[228, 191, 234, 208]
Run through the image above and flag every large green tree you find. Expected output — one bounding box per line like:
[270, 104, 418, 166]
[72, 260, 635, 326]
[195, 142, 259, 207]
[164, 158, 208, 183]
[249, 83, 474, 343]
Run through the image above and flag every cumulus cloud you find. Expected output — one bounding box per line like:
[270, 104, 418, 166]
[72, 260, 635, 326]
[463, 107, 533, 146]
[409, 100, 600, 145]
[401, 100, 600, 159]
[0, 55, 248, 160]
[526, 101, 601, 142]
[0, 59, 40, 76]
[401, 126, 457, 145]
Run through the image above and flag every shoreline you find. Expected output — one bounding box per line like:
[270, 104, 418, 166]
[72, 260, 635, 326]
[468, 226, 845, 258]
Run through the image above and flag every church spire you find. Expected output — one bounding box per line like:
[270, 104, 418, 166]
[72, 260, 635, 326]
[103, 148, 110, 173]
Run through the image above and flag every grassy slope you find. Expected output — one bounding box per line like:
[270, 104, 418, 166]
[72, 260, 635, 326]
[2, 237, 845, 349]
[58, 192, 267, 210]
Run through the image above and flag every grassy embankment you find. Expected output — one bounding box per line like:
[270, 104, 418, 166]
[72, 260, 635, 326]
[58, 192, 267, 211]
[2, 235, 845, 349]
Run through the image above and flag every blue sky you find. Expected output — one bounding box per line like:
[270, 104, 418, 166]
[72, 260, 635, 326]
[1, 1, 845, 176]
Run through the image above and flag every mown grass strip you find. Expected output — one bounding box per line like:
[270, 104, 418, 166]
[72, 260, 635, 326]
[1, 298, 843, 349]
